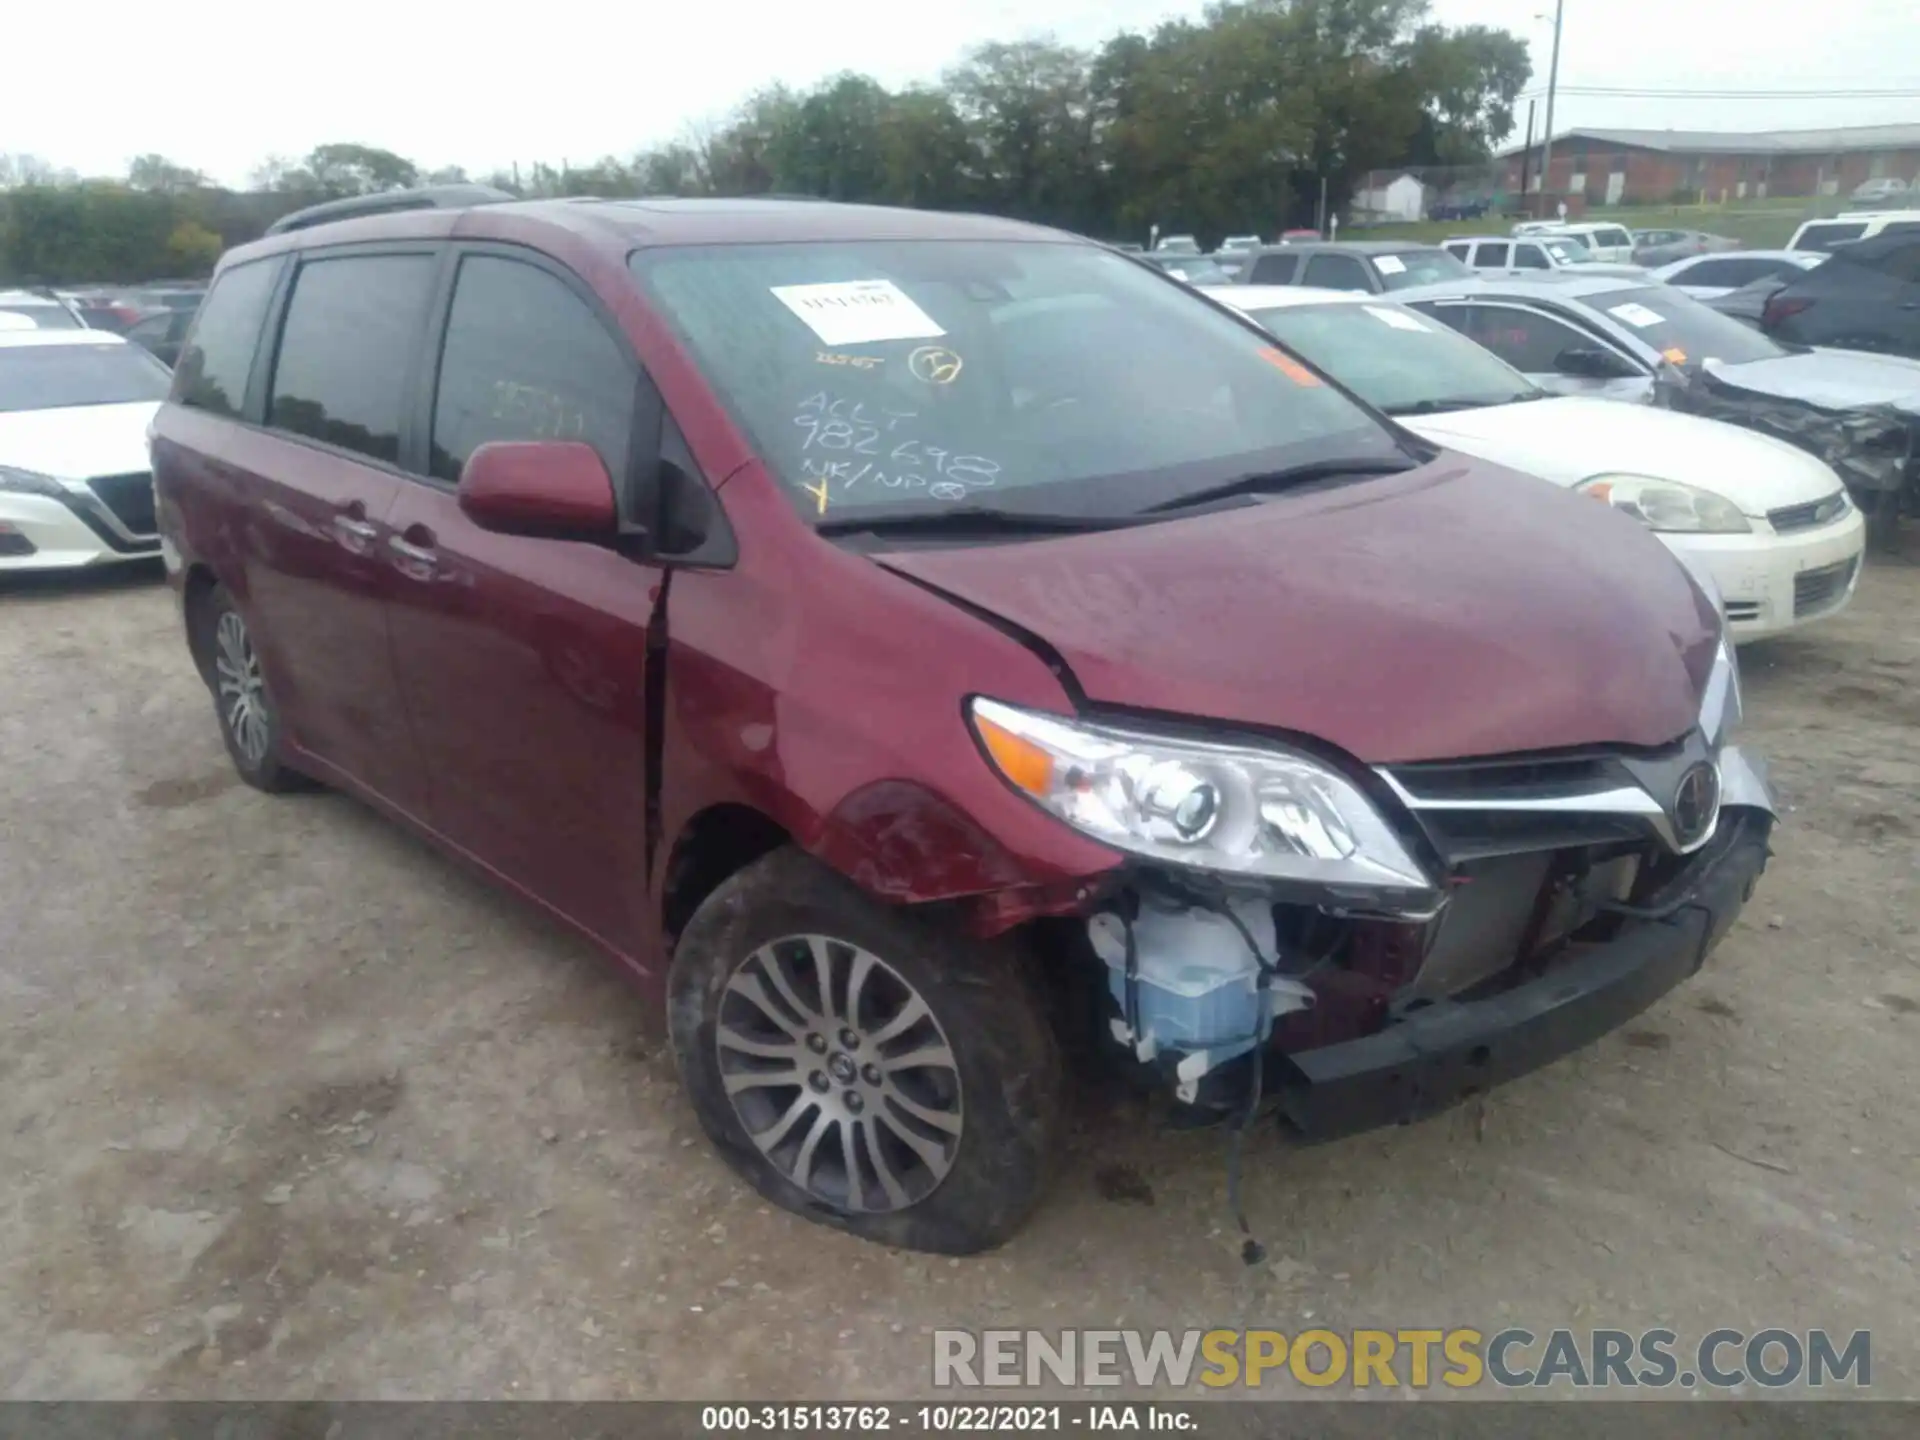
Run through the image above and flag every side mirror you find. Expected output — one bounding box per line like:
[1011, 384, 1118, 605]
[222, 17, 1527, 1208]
[457, 441, 621, 541]
[1554, 345, 1639, 380]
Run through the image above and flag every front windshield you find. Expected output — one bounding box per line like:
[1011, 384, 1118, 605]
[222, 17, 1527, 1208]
[1594, 286, 1787, 365]
[633, 239, 1401, 522]
[1542, 240, 1590, 264]
[1378, 249, 1474, 290]
[0, 343, 172, 412]
[1244, 301, 1537, 414]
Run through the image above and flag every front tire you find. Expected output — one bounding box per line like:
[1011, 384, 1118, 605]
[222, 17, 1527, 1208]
[668, 848, 1061, 1254]
[194, 584, 311, 793]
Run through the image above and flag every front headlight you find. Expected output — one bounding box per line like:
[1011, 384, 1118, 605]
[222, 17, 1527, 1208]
[968, 697, 1435, 904]
[0, 465, 70, 498]
[1579, 473, 1752, 534]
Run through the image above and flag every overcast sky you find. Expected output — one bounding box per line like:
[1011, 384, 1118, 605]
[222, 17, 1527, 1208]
[5, 0, 1914, 186]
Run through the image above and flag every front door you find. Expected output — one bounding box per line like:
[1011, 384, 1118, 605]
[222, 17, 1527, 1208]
[239, 250, 440, 814]
[383, 249, 663, 950]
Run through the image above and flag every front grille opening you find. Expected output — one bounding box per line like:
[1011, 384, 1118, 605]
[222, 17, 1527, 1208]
[1794, 557, 1857, 617]
[1767, 493, 1848, 534]
[87, 472, 157, 537]
[1390, 754, 1614, 803]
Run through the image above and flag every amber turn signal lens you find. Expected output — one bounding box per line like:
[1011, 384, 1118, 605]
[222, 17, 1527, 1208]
[976, 714, 1054, 796]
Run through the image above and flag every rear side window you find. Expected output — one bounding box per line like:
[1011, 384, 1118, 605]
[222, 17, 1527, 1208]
[1475, 242, 1511, 267]
[1301, 253, 1372, 291]
[268, 254, 436, 465]
[1248, 252, 1298, 284]
[1684, 256, 1798, 288]
[429, 256, 636, 484]
[1453, 304, 1597, 373]
[1597, 228, 1632, 248]
[1794, 221, 1867, 253]
[173, 259, 277, 416]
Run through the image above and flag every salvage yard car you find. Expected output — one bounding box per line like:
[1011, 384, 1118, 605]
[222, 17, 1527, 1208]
[1398, 273, 1920, 543]
[152, 192, 1776, 1254]
[1, 328, 169, 569]
[1209, 286, 1866, 641]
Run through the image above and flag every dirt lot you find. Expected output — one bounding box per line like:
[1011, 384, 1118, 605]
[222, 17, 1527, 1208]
[2, 544, 1917, 1402]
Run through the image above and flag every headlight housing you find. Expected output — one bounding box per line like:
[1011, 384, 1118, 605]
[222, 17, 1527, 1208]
[1578, 473, 1751, 534]
[0, 465, 69, 498]
[968, 697, 1436, 908]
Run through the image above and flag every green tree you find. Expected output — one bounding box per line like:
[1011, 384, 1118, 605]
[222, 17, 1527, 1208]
[166, 218, 225, 274]
[127, 154, 209, 194]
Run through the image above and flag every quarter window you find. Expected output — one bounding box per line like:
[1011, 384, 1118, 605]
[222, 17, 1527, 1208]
[1301, 253, 1373, 292]
[175, 258, 278, 417]
[429, 256, 636, 484]
[268, 255, 436, 465]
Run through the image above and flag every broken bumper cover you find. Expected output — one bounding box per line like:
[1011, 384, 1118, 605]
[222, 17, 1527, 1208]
[1273, 804, 1773, 1143]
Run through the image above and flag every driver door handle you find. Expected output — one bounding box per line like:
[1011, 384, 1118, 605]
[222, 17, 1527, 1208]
[333, 516, 378, 543]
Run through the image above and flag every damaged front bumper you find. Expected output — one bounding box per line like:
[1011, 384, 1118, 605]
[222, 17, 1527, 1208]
[1270, 802, 1772, 1142]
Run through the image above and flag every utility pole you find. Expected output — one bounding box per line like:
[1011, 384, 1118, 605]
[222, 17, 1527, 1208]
[1539, 0, 1566, 215]
[1518, 98, 1537, 202]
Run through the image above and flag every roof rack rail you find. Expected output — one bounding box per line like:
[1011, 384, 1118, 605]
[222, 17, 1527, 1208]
[264, 184, 517, 237]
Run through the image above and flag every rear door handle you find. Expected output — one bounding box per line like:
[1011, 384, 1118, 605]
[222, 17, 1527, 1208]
[388, 536, 437, 565]
[334, 516, 378, 542]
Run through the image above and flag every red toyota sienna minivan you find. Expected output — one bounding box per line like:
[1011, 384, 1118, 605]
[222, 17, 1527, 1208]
[152, 193, 1775, 1254]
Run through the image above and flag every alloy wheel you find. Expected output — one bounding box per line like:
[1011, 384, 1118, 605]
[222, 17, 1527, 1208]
[716, 934, 964, 1213]
[213, 610, 269, 767]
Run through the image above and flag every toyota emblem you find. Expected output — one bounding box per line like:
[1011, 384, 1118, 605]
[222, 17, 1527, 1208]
[1671, 762, 1720, 848]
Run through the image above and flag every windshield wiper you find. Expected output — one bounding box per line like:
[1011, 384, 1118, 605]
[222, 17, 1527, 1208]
[1143, 456, 1416, 514]
[816, 503, 1142, 539]
[1383, 397, 1490, 416]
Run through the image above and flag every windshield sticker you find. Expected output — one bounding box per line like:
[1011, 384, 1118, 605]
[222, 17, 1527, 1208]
[907, 344, 965, 385]
[1257, 347, 1323, 386]
[1362, 305, 1428, 332]
[1373, 254, 1407, 275]
[815, 351, 884, 370]
[1608, 302, 1666, 329]
[771, 280, 946, 346]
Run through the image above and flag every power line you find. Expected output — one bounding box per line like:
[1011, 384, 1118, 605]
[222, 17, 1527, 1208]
[1517, 85, 1920, 100]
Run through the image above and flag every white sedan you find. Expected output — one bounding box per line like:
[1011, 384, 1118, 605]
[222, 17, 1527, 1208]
[1651, 249, 1825, 299]
[1, 328, 171, 571]
[1207, 286, 1866, 642]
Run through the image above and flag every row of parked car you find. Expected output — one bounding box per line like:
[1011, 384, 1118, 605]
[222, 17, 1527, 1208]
[0, 186, 1897, 1255]
[0, 281, 205, 363]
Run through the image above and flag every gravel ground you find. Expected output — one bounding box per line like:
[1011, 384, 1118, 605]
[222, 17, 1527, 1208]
[1, 545, 1916, 1401]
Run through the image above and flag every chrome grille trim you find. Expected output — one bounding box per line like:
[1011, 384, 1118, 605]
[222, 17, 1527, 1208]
[1766, 491, 1849, 534]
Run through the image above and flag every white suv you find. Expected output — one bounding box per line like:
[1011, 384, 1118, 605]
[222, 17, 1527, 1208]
[1444, 235, 1647, 278]
[1787, 209, 1920, 253]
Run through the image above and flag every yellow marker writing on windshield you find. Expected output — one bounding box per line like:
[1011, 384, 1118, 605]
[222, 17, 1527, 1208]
[803, 477, 831, 515]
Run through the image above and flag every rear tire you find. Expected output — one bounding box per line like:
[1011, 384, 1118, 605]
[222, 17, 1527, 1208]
[193, 583, 312, 794]
[668, 847, 1061, 1254]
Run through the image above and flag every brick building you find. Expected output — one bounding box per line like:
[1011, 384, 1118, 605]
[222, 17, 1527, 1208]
[1498, 123, 1920, 207]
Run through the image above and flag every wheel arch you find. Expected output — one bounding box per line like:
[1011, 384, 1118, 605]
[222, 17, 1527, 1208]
[661, 802, 793, 949]
[182, 562, 222, 684]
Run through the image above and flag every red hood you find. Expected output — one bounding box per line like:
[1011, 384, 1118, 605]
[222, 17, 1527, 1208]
[878, 457, 1718, 764]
